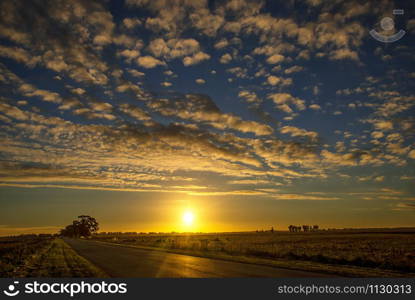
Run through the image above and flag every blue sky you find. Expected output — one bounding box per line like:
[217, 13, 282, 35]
[0, 0, 414, 234]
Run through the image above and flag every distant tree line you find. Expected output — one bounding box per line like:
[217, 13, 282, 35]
[60, 215, 99, 238]
[288, 225, 319, 232]
[256, 227, 275, 233]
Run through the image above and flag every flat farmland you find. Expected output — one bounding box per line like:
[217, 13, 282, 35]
[0, 235, 52, 277]
[2, 229, 414, 277]
[91, 229, 415, 277]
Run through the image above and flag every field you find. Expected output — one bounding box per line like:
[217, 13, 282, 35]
[0, 235, 52, 277]
[0, 236, 106, 277]
[91, 229, 415, 277]
[2, 229, 414, 277]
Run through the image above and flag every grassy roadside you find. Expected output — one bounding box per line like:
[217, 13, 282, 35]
[91, 239, 415, 278]
[15, 238, 107, 277]
[1, 236, 53, 277]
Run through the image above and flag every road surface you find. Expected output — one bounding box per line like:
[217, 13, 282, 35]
[64, 238, 333, 278]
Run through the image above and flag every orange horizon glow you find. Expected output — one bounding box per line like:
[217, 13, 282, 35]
[3, 224, 415, 237]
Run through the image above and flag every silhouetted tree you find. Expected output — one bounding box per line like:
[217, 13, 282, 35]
[288, 225, 302, 232]
[60, 215, 99, 238]
[60, 223, 78, 237]
[77, 215, 99, 236]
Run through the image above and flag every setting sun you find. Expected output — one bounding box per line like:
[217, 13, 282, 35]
[182, 211, 195, 226]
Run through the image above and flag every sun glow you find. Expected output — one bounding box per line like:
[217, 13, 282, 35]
[182, 211, 195, 226]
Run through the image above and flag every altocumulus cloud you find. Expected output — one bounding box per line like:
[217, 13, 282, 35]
[0, 0, 414, 203]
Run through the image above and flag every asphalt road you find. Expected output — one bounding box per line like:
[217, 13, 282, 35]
[64, 238, 333, 278]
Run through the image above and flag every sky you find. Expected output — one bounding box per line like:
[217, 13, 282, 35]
[0, 0, 414, 235]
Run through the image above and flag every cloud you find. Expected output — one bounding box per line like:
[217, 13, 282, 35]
[1, 0, 413, 207]
[329, 49, 359, 61]
[267, 76, 280, 86]
[123, 18, 142, 29]
[148, 93, 273, 137]
[335, 142, 345, 152]
[374, 176, 384, 182]
[228, 179, 274, 185]
[119, 103, 151, 121]
[17, 100, 27, 106]
[187, 190, 267, 196]
[280, 126, 318, 141]
[119, 49, 140, 61]
[238, 91, 261, 104]
[71, 88, 86, 95]
[127, 0, 222, 38]
[227, 67, 248, 79]
[373, 120, 393, 131]
[224, 0, 264, 17]
[284, 65, 304, 74]
[268, 93, 306, 112]
[371, 131, 384, 139]
[127, 69, 145, 77]
[385, 133, 402, 143]
[266, 76, 292, 87]
[0, 45, 40, 67]
[73, 108, 116, 121]
[393, 202, 415, 211]
[214, 39, 229, 49]
[0, 96, 325, 198]
[0, 102, 28, 120]
[183, 51, 210, 66]
[321, 150, 357, 166]
[58, 98, 82, 110]
[189, 8, 224, 36]
[271, 194, 339, 200]
[115, 81, 143, 95]
[0, 182, 164, 193]
[1, 118, 263, 183]
[219, 53, 232, 64]
[374, 94, 415, 118]
[0, 0, 113, 85]
[137, 56, 165, 68]
[309, 104, 321, 110]
[18, 84, 62, 104]
[89, 102, 113, 112]
[266, 54, 284, 64]
[148, 38, 200, 60]
[385, 143, 409, 156]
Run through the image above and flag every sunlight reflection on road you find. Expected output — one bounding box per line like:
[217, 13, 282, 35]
[156, 253, 216, 278]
